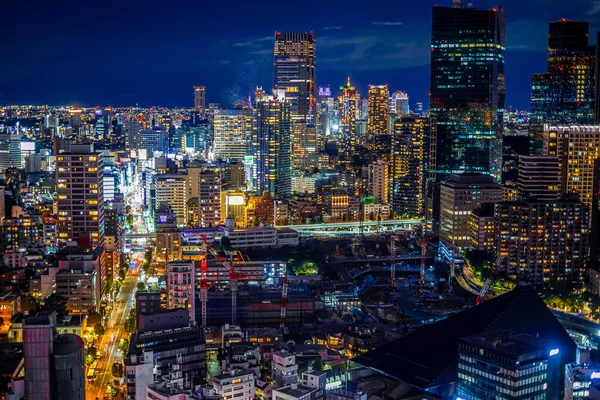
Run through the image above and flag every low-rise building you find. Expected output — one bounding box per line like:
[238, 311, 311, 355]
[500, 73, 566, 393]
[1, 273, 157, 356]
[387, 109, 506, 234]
[213, 369, 255, 400]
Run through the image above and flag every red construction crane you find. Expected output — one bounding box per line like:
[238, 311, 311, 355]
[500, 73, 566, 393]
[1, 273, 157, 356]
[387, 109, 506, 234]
[280, 275, 289, 329]
[201, 234, 245, 325]
[389, 234, 396, 289]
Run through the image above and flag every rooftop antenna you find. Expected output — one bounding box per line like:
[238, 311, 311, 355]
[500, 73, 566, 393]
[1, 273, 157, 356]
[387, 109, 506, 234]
[453, 0, 462, 8]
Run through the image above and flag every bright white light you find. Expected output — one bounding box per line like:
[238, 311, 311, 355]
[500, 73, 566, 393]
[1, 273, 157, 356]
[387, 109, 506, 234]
[549, 348, 559, 357]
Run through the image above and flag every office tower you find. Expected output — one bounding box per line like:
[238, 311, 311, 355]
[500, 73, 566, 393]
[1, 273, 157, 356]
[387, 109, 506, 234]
[439, 174, 503, 247]
[198, 170, 221, 227]
[272, 351, 298, 387]
[390, 90, 410, 116]
[531, 20, 596, 126]
[125, 318, 206, 399]
[155, 175, 187, 227]
[56, 144, 105, 250]
[251, 90, 293, 197]
[544, 125, 600, 212]
[194, 86, 207, 119]
[139, 128, 168, 157]
[23, 312, 85, 400]
[93, 107, 111, 139]
[337, 77, 358, 155]
[430, 3, 506, 178]
[469, 203, 495, 251]
[391, 117, 437, 217]
[69, 108, 82, 129]
[213, 370, 255, 400]
[495, 196, 589, 291]
[273, 32, 316, 121]
[0, 134, 22, 171]
[367, 160, 389, 204]
[213, 108, 252, 161]
[124, 118, 141, 151]
[367, 84, 389, 136]
[166, 261, 195, 321]
[517, 155, 561, 200]
[457, 332, 561, 400]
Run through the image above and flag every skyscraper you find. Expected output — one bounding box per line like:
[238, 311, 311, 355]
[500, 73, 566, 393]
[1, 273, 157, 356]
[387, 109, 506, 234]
[93, 107, 111, 139]
[390, 90, 410, 116]
[56, 144, 105, 250]
[198, 170, 221, 227]
[251, 90, 293, 197]
[367, 84, 389, 136]
[155, 176, 188, 227]
[194, 86, 207, 119]
[337, 77, 358, 155]
[273, 32, 316, 122]
[430, 2, 506, 178]
[139, 128, 168, 157]
[517, 155, 561, 201]
[367, 160, 389, 204]
[213, 108, 252, 162]
[391, 117, 437, 217]
[0, 134, 22, 172]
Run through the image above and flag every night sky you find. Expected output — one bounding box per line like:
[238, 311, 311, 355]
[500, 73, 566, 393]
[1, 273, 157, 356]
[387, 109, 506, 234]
[1, 0, 598, 110]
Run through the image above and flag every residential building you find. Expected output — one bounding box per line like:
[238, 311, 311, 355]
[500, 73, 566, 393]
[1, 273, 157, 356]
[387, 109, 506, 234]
[155, 175, 187, 227]
[430, 3, 506, 178]
[213, 370, 254, 400]
[166, 261, 195, 322]
[56, 246, 104, 314]
[517, 155, 561, 200]
[194, 86, 207, 119]
[198, 170, 221, 227]
[367, 85, 389, 137]
[272, 351, 298, 388]
[272, 370, 326, 400]
[367, 160, 388, 204]
[469, 204, 495, 251]
[337, 77, 358, 155]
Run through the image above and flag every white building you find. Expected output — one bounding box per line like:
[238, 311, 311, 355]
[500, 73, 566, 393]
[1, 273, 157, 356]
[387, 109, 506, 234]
[155, 176, 188, 227]
[272, 371, 327, 400]
[368, 160, 388, 204]
[124, 351, 154, 400]
[213, 370, 255, 400]
[166, 262, 195, 322]
[272, 351, 298, 388]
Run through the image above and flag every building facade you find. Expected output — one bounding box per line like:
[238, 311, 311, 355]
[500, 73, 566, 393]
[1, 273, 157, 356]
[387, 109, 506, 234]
[367, 85, 389, 137]
[198, 170, 221, 227]
[213, 108, 252, 162]
[166, 262, 195, 322]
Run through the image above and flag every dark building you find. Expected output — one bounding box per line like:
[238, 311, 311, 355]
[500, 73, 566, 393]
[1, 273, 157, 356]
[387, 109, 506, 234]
[52, 334, 85, 400]
[457, 332, 561, 400]
[353, 285, 575, 398]
[531, 20, 597, 153]
[135, 290, 164, 328]
[430, 1, 506, 179]
[495, 196, 589, 292]
[391, 117, 437, 217]
[517, 155, 561, 200]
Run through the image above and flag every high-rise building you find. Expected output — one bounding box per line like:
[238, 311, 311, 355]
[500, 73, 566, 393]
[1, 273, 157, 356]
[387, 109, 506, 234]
[517, 155, 561, 201]
[430, 2, 506, 178]
[155, 175, 187, 227]
[198, 170, 221, 227]
[457, 332, 561, 400]
[93, 107, 111, 139]
[0, 134, 22, 172]
[56, 144, 105, 250]
[273, 32, 316, 122]
[390, 90, 410, 116]
[23, 312, 85, 400]
[194, 86, 207, 119]
[337, 77, 358, 155]
[544, 125, 600, 212]
[495, 196, 589, 291]
[367, 84, 389, 136]
[166, 261, 195, 322]
[439, 174, 503, 247]
[368, 160, 389, 204]
[391, 117, 437, 217]
[531, 20, 596, 126]
[213, 108, 252, 162]
[251, 90, 293, 197]
[124, 118, 141, 151]
[139, 129, 168, 157]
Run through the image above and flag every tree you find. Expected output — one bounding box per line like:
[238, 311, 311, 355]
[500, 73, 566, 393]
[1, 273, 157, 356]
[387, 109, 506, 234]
[136, 282, 146, 291]
[87, 310, 103, 327]
[124, 309, 136, 334]
[112, 362, 124, 378]
[312, 357, 324, 371]
[105, 278, 113, 296]
[119, 338, 130, 355]
[252, 216, 260, 227]
[40, 293, 67, 322]
[94, 323, 105, 337]
[106, 384, 119, 398]
[85, 347, 97, 366]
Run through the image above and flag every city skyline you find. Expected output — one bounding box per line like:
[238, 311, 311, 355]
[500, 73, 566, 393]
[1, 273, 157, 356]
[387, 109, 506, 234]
[1, 0, 599, 109]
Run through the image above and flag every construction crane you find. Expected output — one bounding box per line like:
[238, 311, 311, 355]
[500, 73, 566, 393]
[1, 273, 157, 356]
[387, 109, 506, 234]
[201, 234, 245, 325]
[199, 233, 212, 328]
[280, 275, 289, 329]
[420, 224, 427, 284]
[476, 255, 502, 305]
[389, 234, 396, 289]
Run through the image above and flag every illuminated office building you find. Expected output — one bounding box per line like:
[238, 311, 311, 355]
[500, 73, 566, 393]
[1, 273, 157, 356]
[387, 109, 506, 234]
[337, 77, 358, 155]
[367, 84, 389, 136]
[430, 2, 506, 178]
[213, 108, 252, 162]
[56, 144, 105, 250]
[155, 176, 187, 227]
[273, 32, 316, 121]
[390, 90, 410, 116]
[0, 134, 22, 172]
[93, 107, 111, 139]
[194, 86, 207, 119]
[124, 118, 141, 151]
[517, 155, 561, 201]
[198, 170, 221, 227]
[251, 90, 293, 197]
[368, 160, 389, 204]
[494, 196, 589, 292]
[391, 117, 437, 217]
[543, 125, 600, 213]
[139, 129, 168, 157]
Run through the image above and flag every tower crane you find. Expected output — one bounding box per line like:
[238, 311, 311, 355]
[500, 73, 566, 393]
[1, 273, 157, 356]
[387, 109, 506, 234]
[280, 275, 289, 329]
[201, 234, 245, 325]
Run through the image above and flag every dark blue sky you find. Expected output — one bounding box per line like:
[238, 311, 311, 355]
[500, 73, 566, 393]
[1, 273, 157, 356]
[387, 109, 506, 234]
[0, 0, 598, 110]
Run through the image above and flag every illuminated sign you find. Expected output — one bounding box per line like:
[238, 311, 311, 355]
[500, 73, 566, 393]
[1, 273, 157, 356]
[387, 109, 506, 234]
[591, 372, 600, 380]
[228, 195, 245, 206]
[549, 348, 559, 357]
[244, 156, 254, 166]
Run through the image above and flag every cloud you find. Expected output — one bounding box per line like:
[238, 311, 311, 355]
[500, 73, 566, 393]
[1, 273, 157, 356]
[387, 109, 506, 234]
[324, 26, 342, 30]
[588, 0, 600, 14]
[233, 36, 272, 47]
[372, 21, 404, 26]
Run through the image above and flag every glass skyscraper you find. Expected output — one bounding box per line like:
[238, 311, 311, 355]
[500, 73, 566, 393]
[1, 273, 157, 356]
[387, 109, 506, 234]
[430, 2, 506, 179]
